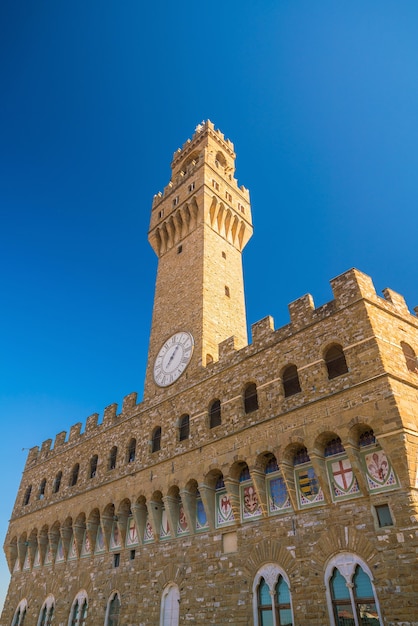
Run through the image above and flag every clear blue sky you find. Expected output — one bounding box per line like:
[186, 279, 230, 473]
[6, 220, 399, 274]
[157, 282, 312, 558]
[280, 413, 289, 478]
[1, 0, 417, 611]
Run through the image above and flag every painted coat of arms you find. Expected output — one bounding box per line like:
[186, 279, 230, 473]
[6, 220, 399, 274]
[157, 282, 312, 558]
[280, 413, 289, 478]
[328, 457, 360, 500]
[364, 449, 397, 492]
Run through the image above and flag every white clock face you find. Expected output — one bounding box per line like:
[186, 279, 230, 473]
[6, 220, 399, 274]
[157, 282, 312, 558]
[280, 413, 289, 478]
[153, 332, 194, 387]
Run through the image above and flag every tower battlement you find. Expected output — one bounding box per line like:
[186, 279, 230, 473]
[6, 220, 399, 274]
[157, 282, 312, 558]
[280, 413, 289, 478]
[151, 121, 250, 210]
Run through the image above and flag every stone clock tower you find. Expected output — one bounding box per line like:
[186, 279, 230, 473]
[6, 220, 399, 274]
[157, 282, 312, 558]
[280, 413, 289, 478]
[144, 121, 253, 397]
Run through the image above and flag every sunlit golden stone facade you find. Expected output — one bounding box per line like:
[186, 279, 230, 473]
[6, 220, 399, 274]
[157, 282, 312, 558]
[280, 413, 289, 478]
[2, 122, 418, 626]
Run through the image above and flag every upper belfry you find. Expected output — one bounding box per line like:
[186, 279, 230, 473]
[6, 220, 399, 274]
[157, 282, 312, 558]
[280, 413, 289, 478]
[148, 120, 253, 256]
[144, 121, 253, 397]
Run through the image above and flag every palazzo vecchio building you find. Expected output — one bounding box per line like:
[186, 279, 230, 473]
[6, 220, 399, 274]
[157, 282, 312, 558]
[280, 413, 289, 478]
[2, 122, 418, 626]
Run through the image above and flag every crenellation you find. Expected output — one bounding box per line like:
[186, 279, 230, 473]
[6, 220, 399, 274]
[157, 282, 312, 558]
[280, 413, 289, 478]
[122, 391, 138, 416]
[54, 431, 67, 448]
[330, 268, 377, 307]
[103, 402, 118, 425]
[288, 294, 315, 329]
[382, 287, 409, 315]
[39, 439, 52, 459]
[85, 413, 99, 433]
[218, 335, 240, 361]
[68, 422, 82, 442]
[25, 446, 39, 468]
[251, 315, 275, 344]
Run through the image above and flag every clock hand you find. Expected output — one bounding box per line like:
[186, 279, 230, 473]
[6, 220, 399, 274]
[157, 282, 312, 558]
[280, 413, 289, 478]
[167, 345, 179, 365]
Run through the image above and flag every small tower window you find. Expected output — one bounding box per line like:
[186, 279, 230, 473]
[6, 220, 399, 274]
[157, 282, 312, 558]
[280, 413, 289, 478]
[127, 438, 136, 463]
[225, 286, 230, 297]
[109, 446, 117, 471]
[188, 182, 195, 192]
[244, 382, 259, 413]
[172, 196, 179, 207]
[222, 251, 226, 259]
[23, 485, 32, 506]
[152, 427, 161, 453]
[53, 471, 62, 494]
[282, 365, 301, 397]
[209, 399, 221, 428]
[177, 245, 183, 254]
[89, 455, 98, 478]
[70, 464, 79, 486]
[38, 478, 47, 500]
[401, 342, 418, 373]
[158, 209, 164, 218]
[324, 344, 348, 379]
[179, 414, 190, 441]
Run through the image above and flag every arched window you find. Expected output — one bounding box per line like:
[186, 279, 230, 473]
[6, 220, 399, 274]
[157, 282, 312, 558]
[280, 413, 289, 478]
[109, 446, 118, 470]
[324, 437, 345, 457]
[38, 478, 47, 500]
[179, 414, 190, 441]
[69, 591, 88, 626]
[325, 553, 382, 626]
[209, 400, 221, 428]
[324, 345, 348, 379]
[23, 485, 32, 506]
[160, 583, 180, 626]
[252, 564, 294, 625]
[401, 341, 418, 373]
[105, 591, 121, 626]
[152, 427, 161, 453]
[244, 382, 259, 413]
[70, 464, 79, 487]
[53, 471, 62, 493]
[359, 430, 376, 447]
[38, 594, 55, 626]
[89, 455, 98, 478]
[282, 365, 301, 397]
[12, 600, 27, 626]
[127, 438, 136, 463]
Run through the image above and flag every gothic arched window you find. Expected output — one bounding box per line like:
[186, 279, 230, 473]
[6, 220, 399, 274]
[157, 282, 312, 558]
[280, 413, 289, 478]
[160, 583, 180, 626]
[38, 594, 55, 626]
[105, 592, 121, 626]
[325, 554, 382, 626]
[252, 564, 294, 626]
[11, 600, 27, 626]
[69, 591, 88, 626]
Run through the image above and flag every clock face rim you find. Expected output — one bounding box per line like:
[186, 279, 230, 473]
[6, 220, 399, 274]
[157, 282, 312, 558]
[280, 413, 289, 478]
[153, 331, 194, 387]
